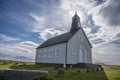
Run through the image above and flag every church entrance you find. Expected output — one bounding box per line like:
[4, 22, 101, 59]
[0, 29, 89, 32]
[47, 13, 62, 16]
[79, 48, 85, 63]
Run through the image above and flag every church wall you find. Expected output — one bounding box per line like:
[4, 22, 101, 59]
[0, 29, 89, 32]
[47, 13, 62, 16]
[35, 43, 66, 64]
[81, 28, 92, 63]
[67, 28, 92, 64]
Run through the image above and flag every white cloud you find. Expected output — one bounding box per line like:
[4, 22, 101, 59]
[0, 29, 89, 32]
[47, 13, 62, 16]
[92, 43, 120, 65]
[29, 14, 46, 32]
[87, 0, 120, 45]
[21, 41, 39, 47]
[83, 27, 91, 34]
[17, 47, 31, 53]
[0, 41, 39, 61]
[29, 0, 96, 40]
[29, 8, 70, 41]
[60, 0, 97, 22]
[0, 34, 20, 42]
[39, 28, 66, 40]
[30, 14, 45, 23]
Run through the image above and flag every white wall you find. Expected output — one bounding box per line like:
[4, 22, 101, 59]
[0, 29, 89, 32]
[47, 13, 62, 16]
[35, 43, 66, 64]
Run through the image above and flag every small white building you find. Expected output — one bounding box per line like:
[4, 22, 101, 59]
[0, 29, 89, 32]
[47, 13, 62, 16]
[35, 13, 92, 68]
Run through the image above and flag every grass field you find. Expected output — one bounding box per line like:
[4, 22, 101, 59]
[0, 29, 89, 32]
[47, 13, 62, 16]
[0, 60, 120, 80]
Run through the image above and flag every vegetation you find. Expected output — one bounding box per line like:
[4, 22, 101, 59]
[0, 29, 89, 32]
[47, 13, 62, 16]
[32, 75, 54, 80]
[0, 60, 120, 80]
[57, 69, 65, 75]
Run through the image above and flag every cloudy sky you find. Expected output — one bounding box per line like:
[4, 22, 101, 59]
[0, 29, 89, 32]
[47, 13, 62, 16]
[0, 0, 120, 65]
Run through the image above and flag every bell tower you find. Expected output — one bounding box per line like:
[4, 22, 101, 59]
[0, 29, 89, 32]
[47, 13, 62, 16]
[70, 11, 81, 33]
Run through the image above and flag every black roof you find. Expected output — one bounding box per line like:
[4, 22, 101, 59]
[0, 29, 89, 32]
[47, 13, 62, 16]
[37, 31, 78, 49]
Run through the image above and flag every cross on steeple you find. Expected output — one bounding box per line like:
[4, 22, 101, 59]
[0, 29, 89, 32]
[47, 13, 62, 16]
[75, 9, 77, 14]
[70, 11, 81, 33]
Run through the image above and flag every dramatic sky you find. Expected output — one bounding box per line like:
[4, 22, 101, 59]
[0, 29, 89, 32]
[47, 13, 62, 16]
[0, 0, 120, 65]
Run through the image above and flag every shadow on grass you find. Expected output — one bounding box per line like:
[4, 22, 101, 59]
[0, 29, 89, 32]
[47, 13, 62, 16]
[9, 63, 53, 70]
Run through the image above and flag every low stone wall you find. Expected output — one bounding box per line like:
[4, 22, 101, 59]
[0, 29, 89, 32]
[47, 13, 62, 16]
[0, 69, 48, 80]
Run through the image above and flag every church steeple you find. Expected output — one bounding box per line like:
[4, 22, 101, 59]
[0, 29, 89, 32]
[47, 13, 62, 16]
[70, 11, 81, 33]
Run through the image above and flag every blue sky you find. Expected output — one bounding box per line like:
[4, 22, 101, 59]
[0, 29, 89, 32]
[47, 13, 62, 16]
[0, 0, 120, 65]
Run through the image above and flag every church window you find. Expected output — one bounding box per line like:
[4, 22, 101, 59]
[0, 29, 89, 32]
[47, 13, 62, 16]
[48, 49, 53, 57]
[43, 50, 47, 58]
[85, 49, 87, 63]
[39, 52, 41, 58]
[72, 49, 76, 55]
[55, 47, 60, 57]
[79, 35, 81, 41]
[79, 48, 83, 62]
[38, 49, 41, 53]
[80, 34, 84, 41]
[39, 54, 41, 58]
[38, 50, 41, 58]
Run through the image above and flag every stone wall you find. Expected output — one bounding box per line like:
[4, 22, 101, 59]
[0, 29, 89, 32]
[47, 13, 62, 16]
[0, 69, 48, 80]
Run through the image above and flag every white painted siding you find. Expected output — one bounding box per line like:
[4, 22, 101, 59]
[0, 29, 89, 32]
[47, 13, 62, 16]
[67, 28, 92, 64]
[35, 43, 66, 64]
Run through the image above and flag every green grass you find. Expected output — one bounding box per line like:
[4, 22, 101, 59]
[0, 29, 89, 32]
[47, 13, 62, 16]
[110, 65, 120, 70]
[103, 65, 120, 80]
[105, 70, 120, 80]
[0, 60, 14, 69]
[0, 60, 120, 80]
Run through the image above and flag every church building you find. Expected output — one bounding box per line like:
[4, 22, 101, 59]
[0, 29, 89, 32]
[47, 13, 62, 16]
[35, 12, 92, 68]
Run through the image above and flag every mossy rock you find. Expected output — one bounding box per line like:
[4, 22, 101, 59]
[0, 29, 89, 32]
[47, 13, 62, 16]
[57, 69, 65, 75]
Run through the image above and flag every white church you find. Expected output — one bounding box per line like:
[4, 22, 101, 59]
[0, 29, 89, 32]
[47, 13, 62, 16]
[35, 12, 92, 68]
